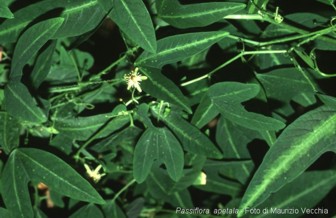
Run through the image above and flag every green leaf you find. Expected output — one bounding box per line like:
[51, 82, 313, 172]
[152, 109, 223, 159]
[110, 0, 157, 53]
[70, 204, 104, 218]
[0, 112, 20, 154]
[191, 95, 219, 128]
[0, 208, 10, 218]
[1, 151, 33, 218]
[255, 170, 336, 217]
[156, 0, 246, 28]
[133, 127, 184, 183]
[4, 82, 47, 123]
[30, 41, 57, 89]
[209, 82, 285, 131]
[0, 4, 14, 19]
[0, 0, 105, 43]
[140, 67, 191, 113]
[54, 114, 129, 141]
[101, 201, 126, 218]
[16, 148, 105, 204]
[135, 31, 229, 68]
[10, 18, 64, 80]
[238, 107, 336, 216]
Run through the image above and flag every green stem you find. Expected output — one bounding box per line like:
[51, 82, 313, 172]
[180, 49, 287, 87]
[112, 179, 136, 202]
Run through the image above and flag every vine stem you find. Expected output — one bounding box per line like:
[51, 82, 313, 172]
[180, 49, 287, 87]
[112, 179, 136, 202]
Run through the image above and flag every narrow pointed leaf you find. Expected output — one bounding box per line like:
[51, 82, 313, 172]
[135, 31, 229, 68]
[1, 151, 33, 218]
[0, 112, 21, 154]
[10, 18, 64, 80]
[152, 109, 223, 159]
[0, 0, 105, 43]
[157, 0, 246, 28]
[16, 148, 105, 204]
[238, 107, 336, 216]
[141, 67, 191, 113]
[133, 127, 184, 183]
[256, 171, 336, 217]
[110, 0, 156, 53]
[4, 82, 47, 123]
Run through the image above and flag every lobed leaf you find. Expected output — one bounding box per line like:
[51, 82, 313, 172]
[238, 106, 336, 216]
[156, 0, 246, 29]
[133, 127, 184, 183]
[110, 0, 157, 53]
[135, 31, 229, 68]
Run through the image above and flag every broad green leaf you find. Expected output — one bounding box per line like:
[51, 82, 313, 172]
[110, 0, 156, 53]
[16, 148, 105, 204]
[1, 151, 33, 218]
[0, 0, 106, 43]
[0, 4, 14, 19]
[140, 67, 191, 113]
[133, 127, 184, 183]
[70, 204, 104, 218]
[152, 109, 223, 159]
[0, 208, 10, 218]
[255, 170, 336, 218]
[4, 82, 47, 123]
[157, 0, 245, 28]
[10, 18, 64, 80]
[135, 31, 229, 68]
[209, 82, 285, 131]
[0, 112, 20, 154]
[238, 107, 336, 216]
[191, 95, 219, 128]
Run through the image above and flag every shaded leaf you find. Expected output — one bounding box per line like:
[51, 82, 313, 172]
[191, 95, 219, 128]
[17, 148, 105, 204]
[209, 82, 285, 131]
[140, 67, 191, 113]
[70, 204, 104, 218]
[4, 82, 47, 123]
[110, 0, 156, 53]
[135, 31, 229, 68]
[238, 107, 336, 216]
[10, 18, 64, 80]
[133, 127, 184, 183]
[157, 0, 245, 28]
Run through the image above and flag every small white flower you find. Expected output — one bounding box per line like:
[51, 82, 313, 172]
[124, 67, 147, 92]
[84, 164, 106, 183]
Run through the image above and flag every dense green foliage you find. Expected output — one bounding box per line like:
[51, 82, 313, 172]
[0, 0, 336, 217]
